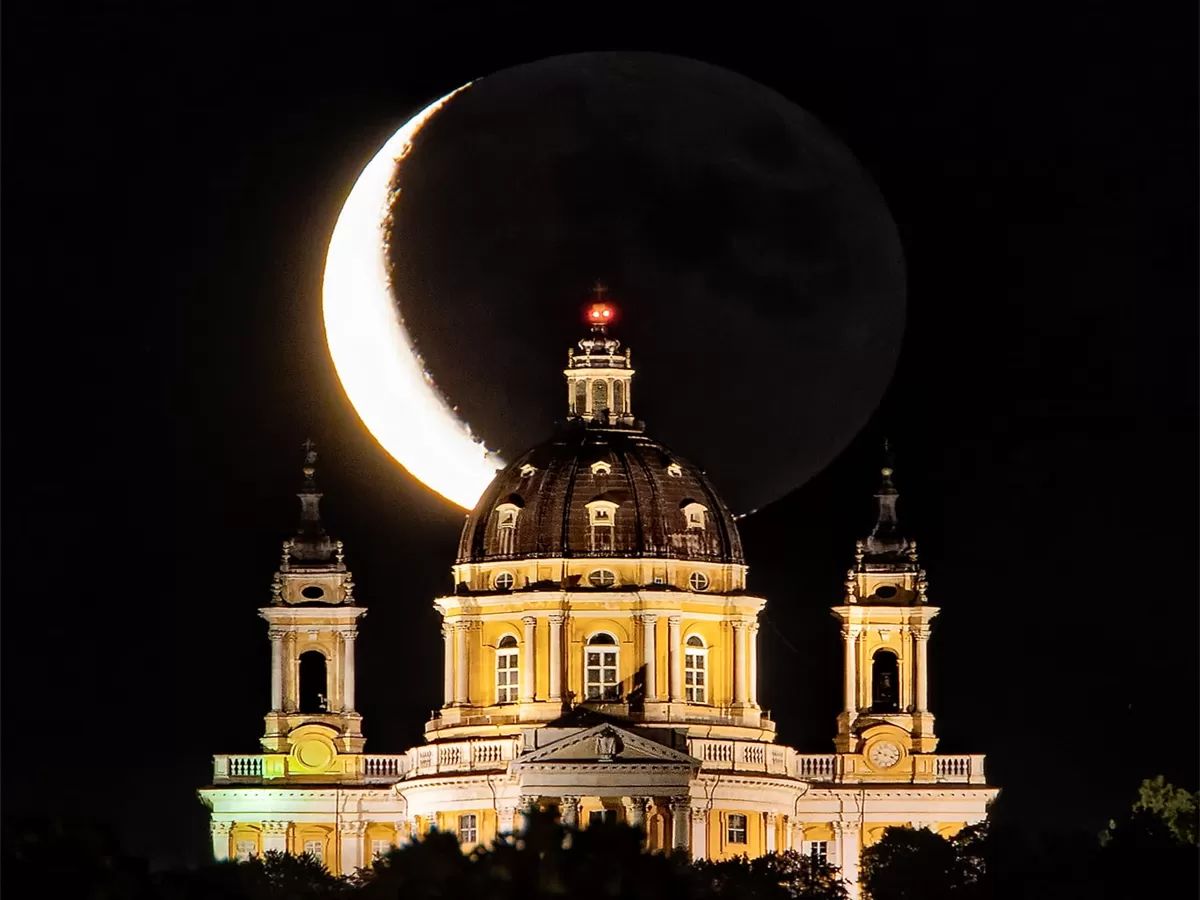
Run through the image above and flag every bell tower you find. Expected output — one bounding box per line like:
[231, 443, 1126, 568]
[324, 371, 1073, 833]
[831, 445, 939, 759]
[260, 441, 367, 756]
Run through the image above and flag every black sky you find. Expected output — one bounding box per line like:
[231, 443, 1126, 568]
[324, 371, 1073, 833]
[3, 0, 1197, 869]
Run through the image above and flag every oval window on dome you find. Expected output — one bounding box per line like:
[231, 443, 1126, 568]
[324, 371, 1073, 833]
[588, 569, 617, 588]
[301, 585, 325, 600]
[493, 572, 515, 591]
[688, 571, 710, 592]
[874, 584, 898, 600]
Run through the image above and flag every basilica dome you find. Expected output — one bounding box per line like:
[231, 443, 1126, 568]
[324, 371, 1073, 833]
[457, 420, 743, 566]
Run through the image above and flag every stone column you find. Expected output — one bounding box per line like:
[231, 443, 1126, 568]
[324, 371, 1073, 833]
[269, 630, 285, 711]
[748, 622, 760, 708]
[670, 799, 691, 852]
[283, 633, 298, 711]
[521, 617, 536, 703]
[548, 614, 565, 701]
[341, 632, 357, 712]
[733, 620, 748, 705]
[842, 626, 859, 713]
[454, 622, 470, 705]
[668, 616, 682, 701]
[641, 614, 658, 701]
[339, 820, 366, 876]
[835, 822, 861, 898]
[442, 625, 454, 707]
[622, 796, 649, 829]
[689, 806, 709, 860]
[519, 794, 540, 831]
[210, 821, 231, 861]
[560, 796, 580, 828]
[262, 821, 289, 854]
[765, 812, 777, 853]
[787, 817, 802, 851]
[914, 626, 930, 712]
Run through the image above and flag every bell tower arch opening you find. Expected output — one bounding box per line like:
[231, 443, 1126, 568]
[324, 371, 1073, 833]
[870, 649, 899, 713]
[299, 651, 329, 713]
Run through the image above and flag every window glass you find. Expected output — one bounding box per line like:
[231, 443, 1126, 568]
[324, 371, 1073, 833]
[727, 814, 748, 844]
[303, 840, 324, 862]
[459, 814, 478, 845]
[588, 569, 616, 587]
[685, 643, 707, 703]
[235, 840, 256, 861]
[585, 635, 620, 700]
[808, 840, 829, 865]
[496, 644, 519, 703]
[371, 839, 391, 859]
[689, 571, 710, 591]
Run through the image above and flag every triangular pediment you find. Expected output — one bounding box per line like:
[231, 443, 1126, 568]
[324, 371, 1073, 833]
[516, 724, 698, 767]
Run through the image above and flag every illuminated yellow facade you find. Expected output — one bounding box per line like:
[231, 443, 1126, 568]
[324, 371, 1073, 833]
[200, 325, 997, 898]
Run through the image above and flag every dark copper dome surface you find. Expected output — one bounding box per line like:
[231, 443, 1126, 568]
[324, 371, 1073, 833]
[457, 422, 744, 564]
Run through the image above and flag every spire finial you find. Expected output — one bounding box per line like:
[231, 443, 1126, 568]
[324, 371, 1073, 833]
[302, 438, 317, 482]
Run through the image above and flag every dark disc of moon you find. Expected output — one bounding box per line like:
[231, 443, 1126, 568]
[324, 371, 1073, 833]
[386, 52, 904, 514]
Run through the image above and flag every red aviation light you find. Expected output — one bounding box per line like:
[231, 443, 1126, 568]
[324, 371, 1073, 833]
[586, 302, 617, 326]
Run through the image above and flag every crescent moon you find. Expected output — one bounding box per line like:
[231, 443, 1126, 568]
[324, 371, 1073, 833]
[322, 84, 503, 509]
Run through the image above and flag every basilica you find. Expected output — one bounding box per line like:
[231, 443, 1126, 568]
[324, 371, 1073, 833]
[199, 306, 996, 896]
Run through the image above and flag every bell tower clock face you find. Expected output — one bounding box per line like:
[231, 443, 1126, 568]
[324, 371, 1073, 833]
[868, 740, 902, 768]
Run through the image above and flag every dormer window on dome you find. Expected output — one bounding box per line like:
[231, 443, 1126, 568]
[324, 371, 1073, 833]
[682, 501, 708, 530]
[519, 463, 537, 478]
[585, 499, 618, 552]
[494, 502, 521, 555]
[590, 460, 612, 476]
[666, 462, 683, 478]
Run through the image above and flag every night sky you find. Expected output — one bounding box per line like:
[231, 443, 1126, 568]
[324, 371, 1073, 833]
[4, 1, 1196, 869]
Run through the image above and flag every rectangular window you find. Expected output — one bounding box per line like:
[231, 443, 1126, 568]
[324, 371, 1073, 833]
[585, 649, 620, 700]
[496, 649, 520, 703]
[726, 813, 748, 845]
[589, 809, 617, 827]
[303, 839, 324, 863]
[684, 650, 707, 703]
[371, 839, 392, 860]
[235, 840, 256, 861]
[807, 840, 828, 866]
[458, 814, 478, 845]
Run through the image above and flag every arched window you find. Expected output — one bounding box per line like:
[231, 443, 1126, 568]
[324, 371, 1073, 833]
[592, 379, 608, 413]
[613, 380, 625, 414]
[299, 650, 328, 713]
[684, 634, 708, 703]
[585, 632, 620, 701]
[496, 634, 519, 703]
[575, 380, 588, 415]
[495, 502, 521, 555]
[871, 649, 900, 713]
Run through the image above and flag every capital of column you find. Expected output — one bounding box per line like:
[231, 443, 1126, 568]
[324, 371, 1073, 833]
[522, 616, 536, 626]
[668, 796, 691, 814]
[913, 626, 931, 641]
[668, 615, 681, 626]
[748, 621, 760, 634]
[548, 613, 565, 626]
[639, 613, 659, 625]
[340, 630, 357, 642]
[519, 794, 540, 810]
[689, 805, 708, 822]
[832, 820, 859, 836]
[268, 628, 287, 641]
[339, 820, 368, 836]
[261, 820, 290, 835]
[210, 821, 232, 835]
[841, 625, 862, 639]
[765, 812, 778, 826]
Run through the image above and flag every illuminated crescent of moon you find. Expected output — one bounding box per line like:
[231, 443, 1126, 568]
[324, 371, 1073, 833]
[322, 84, 503, 509]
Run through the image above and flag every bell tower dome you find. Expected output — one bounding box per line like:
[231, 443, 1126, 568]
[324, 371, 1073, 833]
[831, 444, 939, 759]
